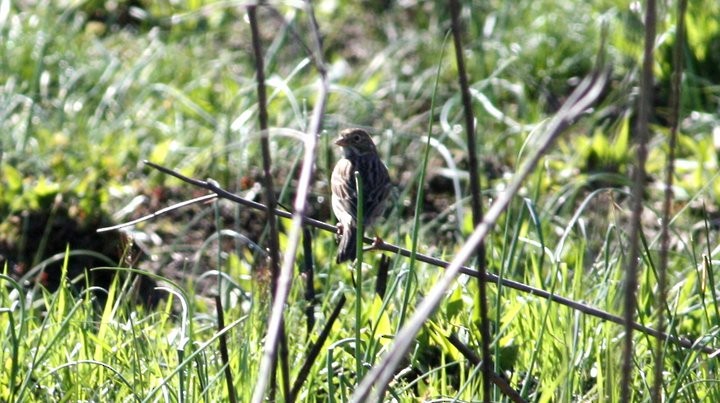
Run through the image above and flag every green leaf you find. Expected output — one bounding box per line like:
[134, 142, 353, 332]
[445, 284, 464, 320]
[2, 164, 23, 192]
[148, 139, 175, 165]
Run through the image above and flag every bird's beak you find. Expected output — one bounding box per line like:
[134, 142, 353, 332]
[335, 137, 348, 146]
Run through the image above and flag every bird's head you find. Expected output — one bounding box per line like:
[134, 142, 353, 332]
[335, 128, 377, 157]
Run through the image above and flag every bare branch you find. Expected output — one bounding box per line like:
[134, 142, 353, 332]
[289, 295, 347, 402]
[251, 1, 328, 401]
[138, 159, 718, 357]
[622, 0, 655, 400]
[215, 295, 238, 403]
[448, 0, 491, 398]
[301, 227, 317, 333]
[96, 194, 218, 233]
[446, 333, 526, 403]
[247, 5, 289, 398]
[654, 0, 686, 400]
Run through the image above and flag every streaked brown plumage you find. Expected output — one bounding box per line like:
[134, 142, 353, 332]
[331, 128, 391, 263]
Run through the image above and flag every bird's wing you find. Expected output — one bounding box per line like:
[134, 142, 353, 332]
[331, 158, 358, 225]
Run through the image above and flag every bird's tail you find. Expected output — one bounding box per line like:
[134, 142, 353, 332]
[336, 226, 357, 263]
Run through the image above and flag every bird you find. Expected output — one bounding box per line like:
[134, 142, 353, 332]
[331, 128, 392, 263]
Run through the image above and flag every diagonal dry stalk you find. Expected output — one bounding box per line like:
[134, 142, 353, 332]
[350, 71, 610, 402]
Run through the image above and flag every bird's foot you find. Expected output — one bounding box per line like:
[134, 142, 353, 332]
[363, 235, 385, 251]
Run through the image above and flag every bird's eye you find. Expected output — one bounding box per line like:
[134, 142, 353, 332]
[353, 134, 360, 141]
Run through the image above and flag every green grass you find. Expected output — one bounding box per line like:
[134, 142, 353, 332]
[2, 0, 720, 401]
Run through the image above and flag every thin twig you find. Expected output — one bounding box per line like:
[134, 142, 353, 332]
[446, 334, 526, 403]
[653, 0, 686, 400]
[290, 295, 347, 402]
[247, 4, 276, 276]
[133, 162, 338, 231]
[375, 254, 390, 299]
[96, 194, 218, 233]
[301, 227, 317, 333]
[263, 5, 318, 71]
[247, 6, 277, 286]
[449, 1, 491, 398]
[215, 295, 238, 403]
[251, 1, 328, 401]
[350, 72, 609, 402]
[247, 5, 289, 400]
[138, 159, 718, 356]
[622, 0, 655, 400]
